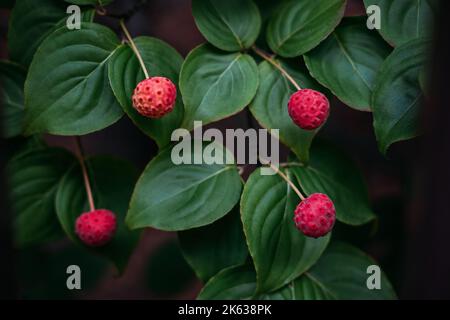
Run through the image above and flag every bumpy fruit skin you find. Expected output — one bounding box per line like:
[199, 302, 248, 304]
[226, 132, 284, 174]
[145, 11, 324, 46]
[288, 89, 330, 130]
[75, 209, 117, 247]
[132, 77, 177, 118]
[294, 193, 336, 238]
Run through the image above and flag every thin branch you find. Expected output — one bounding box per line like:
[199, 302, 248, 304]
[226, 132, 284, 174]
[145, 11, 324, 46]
[74, 137, 95, 212]
[120, 19, 149, 79]
[252, 45, 301, 91]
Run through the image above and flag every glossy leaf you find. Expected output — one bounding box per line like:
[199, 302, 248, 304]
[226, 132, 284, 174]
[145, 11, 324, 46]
[178, 207, 248, 283]
[304, 18, 391, 111]
[8, 0, 94, 67]
[197, 265, 257, 300]
[191, 0, 261, 51]
[364, 0, 439, 46]
[180, 44, 259, 131]
[108, 37, 184, 148]
[303, 242, 397, 299]
[6, 148, 76, 247]
[24, 22, 123, 136]
[241, 167, 330, 294]
[55, 156, 140, 272]
[266, 0, 346, 57]
[372, 38, 431, 154]
[126, 141, 242, 231]
[249, 60, 327, 164]
[289, 141, 376, 225]
[0, 61, 26, 138]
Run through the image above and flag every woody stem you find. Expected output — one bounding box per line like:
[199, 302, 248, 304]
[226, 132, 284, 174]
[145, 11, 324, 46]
[252, 45, 301, 91]
[74, 137, 95, 212]
[120, 19, 150, 79]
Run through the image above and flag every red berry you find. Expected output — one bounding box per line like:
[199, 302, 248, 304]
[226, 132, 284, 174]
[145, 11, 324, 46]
[294, 193, 336, 238]
[132, 76, 177, 118]
[288, 89, 330, 130]
[75, 209, 117, 247]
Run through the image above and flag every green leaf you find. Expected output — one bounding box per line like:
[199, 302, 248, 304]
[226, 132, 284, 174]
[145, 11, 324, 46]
[249, 60, 326, 164]
[8, 0, 95, 67]
[266, 0, 346, 57]
[289, 141, 376, 225]
[191, 0, 261, 51]
[6, 147, 76, 248]
[180, 44, 259, 131]
[127, 141, 242, 231]
[364, 0, 439, 46]
[304, 18, 391, 111]
[24, 22, 123, 136]
[0, 61, 26, 138]
[257, 275, 335, 300]
[302, 242, 397, 299]
[108, 37, 184, 148]
[179, 207, 248, 283]
[197, 265, 257, 300]
[241, 167, 330, 294]
[372, 38, 431, 154]
[55, 156, 140, 272]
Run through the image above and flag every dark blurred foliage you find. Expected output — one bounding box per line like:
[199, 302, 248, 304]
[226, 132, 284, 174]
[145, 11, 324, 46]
[0, 0, 448, 299]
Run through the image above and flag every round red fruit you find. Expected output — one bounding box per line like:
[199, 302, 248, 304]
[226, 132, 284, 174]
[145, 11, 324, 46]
[294, 193, 335, 238]
[288, 89, 330, 130]
[75, 209, 117, 247]
[132, 76, 177, 118]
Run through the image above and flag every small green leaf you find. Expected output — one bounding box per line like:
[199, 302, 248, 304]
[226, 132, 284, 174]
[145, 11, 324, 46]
[6, 147, 76, 248]
[364, 0, 439, 46]
[108, 37, 184, 148]
[180, 44, 259, 131]
[372, 38, 431, 154]
[126, 141, 243, 231]
[191, 0, 261, 51]
[289, 141, 376, 225]
[55, 156, 140, 272]
[241, 167, 330, 294]
[0, 61, 26, 138]
[304, 18, 392, 111]
[24, 22, 123, 136]
[179, 207, 248, 283]
[197, 265, 257, 300]
[8, 0, 95, 67]
[249, 60, 327, 164]
[266, 0, 346, 57]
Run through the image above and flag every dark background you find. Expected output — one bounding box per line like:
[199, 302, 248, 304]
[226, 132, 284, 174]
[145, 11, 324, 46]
[1, 0, 449, 299]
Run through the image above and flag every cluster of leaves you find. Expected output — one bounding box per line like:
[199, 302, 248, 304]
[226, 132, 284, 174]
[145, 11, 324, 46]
[0, 0, 436, 299]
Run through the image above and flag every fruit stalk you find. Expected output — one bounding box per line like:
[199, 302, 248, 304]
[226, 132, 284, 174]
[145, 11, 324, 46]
[252, 45, 301, 91]
[74, 137, 95, 212]
[260, 158, 305, 200]
[120, 19, 150, 79]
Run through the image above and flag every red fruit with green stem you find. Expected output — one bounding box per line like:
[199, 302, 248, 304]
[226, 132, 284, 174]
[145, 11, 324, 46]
[263, 160, 335, 238]
[73, 137, 117, 247]
[120, 20, 177, 119]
